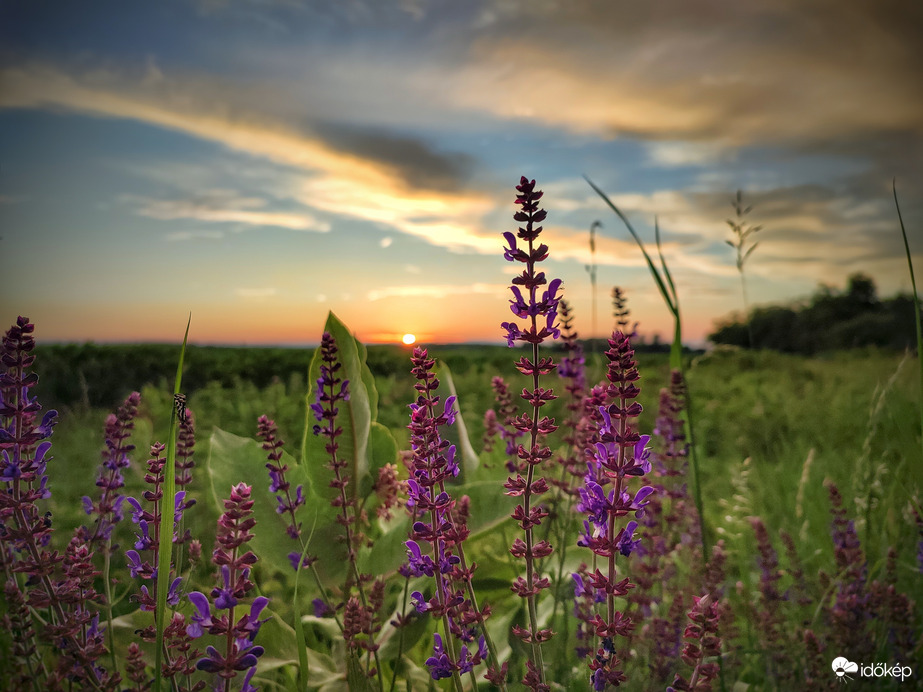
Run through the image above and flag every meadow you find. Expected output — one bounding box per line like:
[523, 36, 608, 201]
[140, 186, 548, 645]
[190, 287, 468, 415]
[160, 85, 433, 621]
[2, 178, 921, 692]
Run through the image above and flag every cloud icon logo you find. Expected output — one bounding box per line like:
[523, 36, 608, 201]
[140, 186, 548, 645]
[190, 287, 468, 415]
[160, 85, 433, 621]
[832, 657, 859, 679]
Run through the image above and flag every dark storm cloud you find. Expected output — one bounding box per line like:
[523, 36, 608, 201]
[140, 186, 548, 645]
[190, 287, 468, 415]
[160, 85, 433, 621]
[311, 122, 475, 191]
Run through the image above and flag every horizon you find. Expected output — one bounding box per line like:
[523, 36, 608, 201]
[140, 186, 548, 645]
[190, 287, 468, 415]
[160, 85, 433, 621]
[2, 1, 921, 347]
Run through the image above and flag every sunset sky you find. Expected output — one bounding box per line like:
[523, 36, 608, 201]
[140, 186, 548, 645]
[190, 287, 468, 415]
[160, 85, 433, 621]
[2, 1, 922, 346]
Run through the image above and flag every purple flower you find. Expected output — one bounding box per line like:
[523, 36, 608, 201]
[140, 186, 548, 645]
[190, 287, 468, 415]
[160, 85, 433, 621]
[125, 550, 145, 578]
[425, 634, 454, 680]
[187, 591, 214, 638]
[133, 520, 153, 551]
[213, 564, 238, 610]
[616, 521, 640, 557]
[573, 572, 589, 598]
[258, 416, 308, 549]
[405, 540, 437, 577]
[236, 596, 270, 643]
[312, 598, 334, 618]
[81, 392, 141, 547]
[241, 667, 259, 692]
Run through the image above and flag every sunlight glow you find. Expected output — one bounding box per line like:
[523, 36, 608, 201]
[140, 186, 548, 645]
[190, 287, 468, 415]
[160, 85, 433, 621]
[402, 333, 416, 345]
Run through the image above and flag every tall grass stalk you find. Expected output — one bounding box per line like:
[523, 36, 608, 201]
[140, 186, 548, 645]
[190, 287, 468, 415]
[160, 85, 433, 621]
[726, 190, 762, 349]
[585, 175, 708, 560]
[154, 314, 190, 692]
[893, 180, 923, 462]
[586, 220, 601, 339]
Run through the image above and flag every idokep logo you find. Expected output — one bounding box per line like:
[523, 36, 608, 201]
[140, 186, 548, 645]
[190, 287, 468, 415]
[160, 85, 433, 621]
[831, 657, 914, 683]
[832, 657, 858, 681]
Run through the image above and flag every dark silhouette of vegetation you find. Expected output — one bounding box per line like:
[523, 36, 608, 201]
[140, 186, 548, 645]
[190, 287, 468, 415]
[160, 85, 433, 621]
[709, 273, 919, 353]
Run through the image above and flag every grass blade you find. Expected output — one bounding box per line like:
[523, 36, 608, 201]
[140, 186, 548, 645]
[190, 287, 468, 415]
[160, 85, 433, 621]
[654, 216, 682, 370]
[893, 180, 923, 461]
[585, 175, 676, 314]
[154, 313, 191, 691]
[586, 177, 709, 560]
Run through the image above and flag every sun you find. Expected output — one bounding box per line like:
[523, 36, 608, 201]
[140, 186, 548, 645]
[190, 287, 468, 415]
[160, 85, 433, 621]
[401, 333, 416, 345]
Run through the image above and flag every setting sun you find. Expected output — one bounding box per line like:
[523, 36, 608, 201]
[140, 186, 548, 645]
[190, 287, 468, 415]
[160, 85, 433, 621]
[401, 333, 416, 345]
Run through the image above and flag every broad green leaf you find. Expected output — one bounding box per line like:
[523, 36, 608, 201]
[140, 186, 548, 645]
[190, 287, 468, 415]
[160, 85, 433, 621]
[206, 427, 345, 586]
[304, 646, 345, 689]
[375, 604, 432, 662]
[454, 479, 517, 539]
[437, 360, 479, 478]
[257, 603, 300, 664]
[358, 514, 409, 575]
[301, 312, 372, 509]
[356, 337, 379, 421]
[345, 652, 376, 692]
[362, 421, 398, 498]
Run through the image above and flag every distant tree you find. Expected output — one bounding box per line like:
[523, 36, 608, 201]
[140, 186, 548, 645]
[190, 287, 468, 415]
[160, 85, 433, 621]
[709, 273, 918, 353]
[749, 306, 799, 351]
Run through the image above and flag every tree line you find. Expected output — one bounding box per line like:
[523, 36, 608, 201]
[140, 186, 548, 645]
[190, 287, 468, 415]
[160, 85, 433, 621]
[709, 273, 918, 353]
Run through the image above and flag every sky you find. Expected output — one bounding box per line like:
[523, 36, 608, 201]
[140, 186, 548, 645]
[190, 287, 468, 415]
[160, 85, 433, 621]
[2, 0, 922, 347]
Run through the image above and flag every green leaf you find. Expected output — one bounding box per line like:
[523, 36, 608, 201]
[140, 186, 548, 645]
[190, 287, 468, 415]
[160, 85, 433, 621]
[455, 479, 517, 538]
[356, 337, 379, 422]
[301, 311, 373, 507]
[437, 360, 479, 478]
[358, 514, 410, 576]
[375, 604, 432, 662]
[363, 421, 398, 498]
[206, 427, 346, 586]
[346, 652, 376, 692]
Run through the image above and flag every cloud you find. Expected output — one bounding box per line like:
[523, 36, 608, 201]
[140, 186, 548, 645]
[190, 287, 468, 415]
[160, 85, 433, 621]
[130, 191, 331, 231]
[379, 236, 393, 248]
[164, 229, 225, 241]
[646, 141, 736, 167]
[0, 62, 499, 253]
[452, 1, 923, 147]
[312, 121, 474, 191]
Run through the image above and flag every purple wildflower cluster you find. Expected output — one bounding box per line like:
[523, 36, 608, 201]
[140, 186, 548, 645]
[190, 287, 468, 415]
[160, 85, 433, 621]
[4, 166, 923, 692]
[500, 176, 563, 690]
[667, 594, 722, 691]
[484, 375, 526, 466]
[0, 317, 122, 690]
[312, 331, 385, 679]
[256, 415, 310, 570]
[405, 347, 490, 685]
[575, 332, 654, 690]
[187, 483, 268, 691]
[554, 298, 588, 495]
[125, 442, 192, 613]
[80, 391, 140, 548]
[121, 422, 206, 692]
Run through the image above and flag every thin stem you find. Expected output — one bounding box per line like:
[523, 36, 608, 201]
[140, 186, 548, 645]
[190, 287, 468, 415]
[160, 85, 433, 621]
[388, 572, 414, 692]
[223, 546, 238, 692]
[740, 270, 754, 350]
[102, 547, 118, 676]
[522, 335, 546, 679]
[325, 370, 384, 692]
